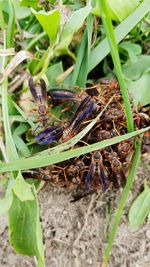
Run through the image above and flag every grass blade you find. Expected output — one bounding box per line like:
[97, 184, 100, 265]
[101, 140, 142, 266]
[0, 126, 149, 172]
[89, 0, 150, 72]
[98, 0, 134, 132]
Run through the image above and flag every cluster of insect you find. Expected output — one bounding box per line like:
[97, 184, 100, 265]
[26, 77, 150, 200]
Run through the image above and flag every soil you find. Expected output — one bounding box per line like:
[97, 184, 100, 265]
[0, 160, 149, 267]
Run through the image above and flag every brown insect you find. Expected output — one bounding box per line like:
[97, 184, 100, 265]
[28, 77, 48, 129]
[142, 130, 150, 153]
[86, 150, 107, 192]
[107, 152, 126, 186]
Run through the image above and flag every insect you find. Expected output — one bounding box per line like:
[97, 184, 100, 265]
[36, 93, 98, 145]
[28, 77, 48, 129]
[142, 130, 150, 153]
[98, 77, 119, 90]
[66, 159, 86, 181]
[36, 124, 64, 145]
[60, 95, 97, 142]
[117, 139, 134, 160]
[106, 152, 126, 186]
[85, 150, 107, 193]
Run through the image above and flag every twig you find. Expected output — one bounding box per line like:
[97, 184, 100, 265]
[73, 194, 95, 247]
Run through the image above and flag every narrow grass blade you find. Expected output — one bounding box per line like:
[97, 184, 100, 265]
[6, 0, 15, 48]
[0, 127, 149, 172]
[98, 0, 134, 132]
[72, 14, 93, 87]
[1, 32, 18, 161]
[101, 140, 141, 266]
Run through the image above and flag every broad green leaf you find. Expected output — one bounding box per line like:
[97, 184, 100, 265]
[55, 3, 92, 54]
[92, 0, 142, 22]
[128, 73, 150, 106]
[31, 8, 60, 47]
[119, 42, 142, 62]
[13, 172, 34, 201]
[129, 184, 150, 229]
[9, 189, 44, 266]
[46, 61, 63, 86]
[13, 124, 31, 157]
[0, 192, 13, 216]
[122, 55, 150, 80]
[12, 0, 31, 19]
[20, 0, 39, 9]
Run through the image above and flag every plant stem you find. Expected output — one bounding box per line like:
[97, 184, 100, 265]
[101, 140, 141, 266]
[98, 0, 134, 132]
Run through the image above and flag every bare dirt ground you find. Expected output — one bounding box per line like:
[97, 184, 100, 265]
[0, 160, 149, 267]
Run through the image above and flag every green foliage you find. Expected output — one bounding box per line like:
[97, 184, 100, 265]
[129, 183, 150, 229]
[8, 188, 45, 266]
[31, 8, 61, 47]
[0, 191, 13, 217]
[54, 3, 92, 57]
[92, 0, 143, 22]
[12, 172, 34, 201]
[128, 73, 150, 106]
[89, 0, 150, 72]
[119, 42, 142, 61]
[103, 140, 142, 265]
[0, 0, 150, 266]
[72, 14, 93, 87]
[122, 55, 150, 106]
[13, 0, 31, 19]
[46, 61, 63, 86]
[0, 127, 149, 172]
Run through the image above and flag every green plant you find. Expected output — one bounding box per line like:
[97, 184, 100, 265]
[0, 1, 150, 266]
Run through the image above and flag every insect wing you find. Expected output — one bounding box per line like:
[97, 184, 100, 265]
[99, 162, 107, 192]
[69, 98, 95, 134]
[85, 158, 96, 192]
[29, 77, 39, 102]
[36, 125, 64, 145]
[48, 89, 77, 102]
[40, 79, 47, 103]
[69, 95, 91, 124]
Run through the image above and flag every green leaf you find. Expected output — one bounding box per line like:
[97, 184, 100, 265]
[92, 0, 142, 22]
[55, 3, 92, 55]
[9, 188, 45, 266]
[20, 0, 39, 9]
[107, 0, 142, 22]
[13, 172, 34, 201]
[13, 124, 31, 157]
[128, 72, 150, 106]
[129, 184, 150, 229]
[119, 42, 142, 62]
[0, 192, 13, 216]
[12, 0, 31, 19]
[46, 61, 63, 87]
[89, 0, 150, 72]
[72, 14, 93, 87]
[98, 0, 134, 132]
[31, 8, 61, 47]
[122, 55, 150, 80]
